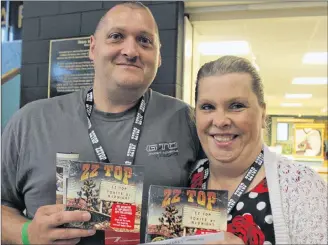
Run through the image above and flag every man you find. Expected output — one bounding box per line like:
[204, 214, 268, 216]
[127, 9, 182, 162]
[1, 2, 201, 245]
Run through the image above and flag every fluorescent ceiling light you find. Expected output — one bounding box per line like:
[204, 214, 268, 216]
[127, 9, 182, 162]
[198, 41, 250, 55]
[292, 77, 327, 85]
[302, 52, 327, 64]
[285, 93, 312, 99]
[281, 103, 303, 107]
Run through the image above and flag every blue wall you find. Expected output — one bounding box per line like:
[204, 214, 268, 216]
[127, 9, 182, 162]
[1, 40, 22, 131]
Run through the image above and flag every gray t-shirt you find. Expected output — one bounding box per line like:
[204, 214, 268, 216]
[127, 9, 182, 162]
[1, 88, 201, 244]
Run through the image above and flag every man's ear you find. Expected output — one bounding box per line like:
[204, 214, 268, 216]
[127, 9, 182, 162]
[261, 103, 267, 129]
[89, 35, 96, 61]
[158, 52, 162, 68]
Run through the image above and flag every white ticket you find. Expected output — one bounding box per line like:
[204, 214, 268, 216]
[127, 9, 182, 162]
[141, 232, 224, 245]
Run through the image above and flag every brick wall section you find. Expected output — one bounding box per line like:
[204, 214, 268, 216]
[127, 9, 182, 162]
[21, 1, 184, 106]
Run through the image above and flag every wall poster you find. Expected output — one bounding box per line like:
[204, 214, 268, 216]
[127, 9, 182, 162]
[48, 36, 94, 97]
[293, 123, 325, 159]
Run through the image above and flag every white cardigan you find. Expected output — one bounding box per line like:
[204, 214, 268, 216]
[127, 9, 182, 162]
[263, 146, 327, 244]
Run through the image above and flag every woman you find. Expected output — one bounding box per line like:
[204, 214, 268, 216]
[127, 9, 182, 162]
[189, 56, 327, 245]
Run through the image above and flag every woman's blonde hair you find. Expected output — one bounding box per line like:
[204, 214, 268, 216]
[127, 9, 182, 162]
[195, 55, 265, 107]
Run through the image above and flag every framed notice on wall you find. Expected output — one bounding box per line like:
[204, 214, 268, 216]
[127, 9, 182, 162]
[48, 37, 94, 98]
[293, 123, 325, 160]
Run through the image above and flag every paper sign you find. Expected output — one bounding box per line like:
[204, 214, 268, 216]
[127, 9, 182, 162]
[110, 203, 136, 229]
[182, 206, 221, 230]
[99, 180, 136, 203]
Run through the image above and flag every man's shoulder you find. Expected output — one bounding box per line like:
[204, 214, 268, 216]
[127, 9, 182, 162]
[22, 90, 82, 115]
[150, 90, 191, 109]
[7, 90, 84, 129]
[149, 90, 193, 119]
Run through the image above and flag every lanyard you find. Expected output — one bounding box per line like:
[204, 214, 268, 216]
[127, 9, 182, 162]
[202, 150, 264, 214]
[85, 87, 146, 165]
[226, 150, 264, 214]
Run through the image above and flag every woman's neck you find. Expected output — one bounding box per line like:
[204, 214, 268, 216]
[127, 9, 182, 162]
[207, 166, 249, 196]
[207, 147, 264, 196]
[208, 166, 265, 199]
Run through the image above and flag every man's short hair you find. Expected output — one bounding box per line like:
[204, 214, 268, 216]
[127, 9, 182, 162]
[94, 1, 160, 42]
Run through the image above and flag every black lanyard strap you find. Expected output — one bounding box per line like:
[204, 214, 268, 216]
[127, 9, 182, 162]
[200, 150, 264, 214]
[85, 87, 146, 165]
[227, 150, 264, 214]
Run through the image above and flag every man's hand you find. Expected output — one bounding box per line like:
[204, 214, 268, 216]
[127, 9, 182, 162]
[27, 204, 96, 245]
[206, 232, 245, 245]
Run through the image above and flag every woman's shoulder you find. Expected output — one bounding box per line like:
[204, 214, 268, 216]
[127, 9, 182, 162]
[188, 158, 209, 188]
[273, 155, 327, 244]
[276, 154, 320, 178]
[274, 154, 327, 194]
[264, 147, 320, 179]
[190, 158, 208, 173]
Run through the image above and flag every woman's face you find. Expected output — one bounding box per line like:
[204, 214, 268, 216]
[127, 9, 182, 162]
[195, 73, 266, 166]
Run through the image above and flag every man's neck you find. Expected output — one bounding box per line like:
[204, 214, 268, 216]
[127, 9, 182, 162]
[93, 84, 143, 113]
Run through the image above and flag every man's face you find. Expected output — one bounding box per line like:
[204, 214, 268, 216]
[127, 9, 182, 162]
[89, 5, 161, 93]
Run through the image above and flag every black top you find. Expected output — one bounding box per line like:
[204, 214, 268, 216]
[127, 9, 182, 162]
[189, 160, 276, 245]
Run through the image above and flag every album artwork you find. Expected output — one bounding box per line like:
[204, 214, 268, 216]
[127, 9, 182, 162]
[63, 161, 144, 245]
[145, 185, 228, 243]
